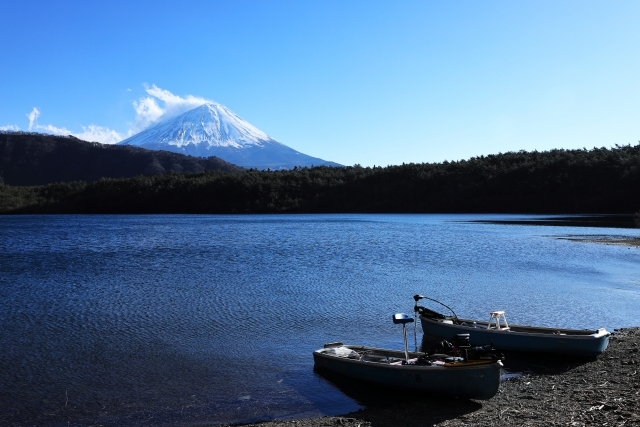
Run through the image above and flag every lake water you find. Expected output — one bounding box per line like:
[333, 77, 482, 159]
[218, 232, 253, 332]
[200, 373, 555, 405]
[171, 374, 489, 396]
[1, 214, 639, 426]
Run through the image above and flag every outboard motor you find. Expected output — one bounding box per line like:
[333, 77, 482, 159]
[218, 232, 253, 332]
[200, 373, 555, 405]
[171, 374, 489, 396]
[453, 333, 471, 361]
[426, 339, 453, 356]
[453, 333, 471, 348]
[392, 313, 414, 362]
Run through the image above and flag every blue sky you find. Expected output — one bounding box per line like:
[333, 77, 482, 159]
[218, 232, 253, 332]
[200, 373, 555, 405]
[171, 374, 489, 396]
[1, 1, 638, 167]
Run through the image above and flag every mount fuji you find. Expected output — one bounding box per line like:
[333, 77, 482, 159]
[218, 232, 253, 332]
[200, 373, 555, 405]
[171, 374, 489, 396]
[118, 103, 341, 169]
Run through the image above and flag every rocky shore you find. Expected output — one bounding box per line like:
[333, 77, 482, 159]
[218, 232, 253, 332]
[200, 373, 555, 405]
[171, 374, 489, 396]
[228, 328, 640, 427]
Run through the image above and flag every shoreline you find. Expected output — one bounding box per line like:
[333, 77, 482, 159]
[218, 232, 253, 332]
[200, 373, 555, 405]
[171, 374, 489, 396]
[226, 328, 639, 427]
[558, 236, 640, 249]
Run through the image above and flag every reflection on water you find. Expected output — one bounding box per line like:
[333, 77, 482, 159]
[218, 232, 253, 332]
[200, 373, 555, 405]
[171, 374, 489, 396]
[314, 365, 482, 407]
[313, 366, 483, 425]
[1, 214, 639, 426]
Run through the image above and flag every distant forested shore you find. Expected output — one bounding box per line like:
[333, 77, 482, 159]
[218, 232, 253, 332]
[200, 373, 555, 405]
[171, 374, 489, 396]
[1, 142, 639, 214]
[0, 131, 242, 187]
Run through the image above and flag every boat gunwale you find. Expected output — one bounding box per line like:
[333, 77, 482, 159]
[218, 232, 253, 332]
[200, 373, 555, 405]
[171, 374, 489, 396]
[420, 315, 610, 339]
[313, 345, 502, 371]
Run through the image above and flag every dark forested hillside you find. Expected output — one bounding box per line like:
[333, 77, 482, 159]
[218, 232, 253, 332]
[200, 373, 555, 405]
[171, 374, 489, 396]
[1, 143, 639, 214]
[0, 131, 243, 186]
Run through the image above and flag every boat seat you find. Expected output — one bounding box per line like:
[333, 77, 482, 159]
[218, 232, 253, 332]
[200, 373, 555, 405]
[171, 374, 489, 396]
[488, 311, 510, 331]
[360, 352, 389, 363]
[392, 313, 414, 324]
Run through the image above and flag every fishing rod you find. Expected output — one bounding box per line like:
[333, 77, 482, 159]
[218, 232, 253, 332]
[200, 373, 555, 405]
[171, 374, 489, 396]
[412, 294, 460, 352]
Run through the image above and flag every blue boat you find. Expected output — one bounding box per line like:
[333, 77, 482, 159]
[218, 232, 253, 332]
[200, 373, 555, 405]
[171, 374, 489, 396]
[415, 295, 610, 357]
[313, 313, 503, 400]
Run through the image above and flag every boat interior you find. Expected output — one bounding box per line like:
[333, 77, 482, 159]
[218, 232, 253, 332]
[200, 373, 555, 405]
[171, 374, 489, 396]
[414, 296, 606, 337]
[319, 340, 501, 367]
[423, 313, 602, 336]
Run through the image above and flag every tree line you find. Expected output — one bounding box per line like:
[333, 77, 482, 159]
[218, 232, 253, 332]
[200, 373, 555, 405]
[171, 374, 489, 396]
[1, 143, 639, 214]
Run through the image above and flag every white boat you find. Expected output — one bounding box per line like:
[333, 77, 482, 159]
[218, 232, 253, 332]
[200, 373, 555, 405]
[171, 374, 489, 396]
[313, 313, 503, 400]
[415, 295, 610, 357]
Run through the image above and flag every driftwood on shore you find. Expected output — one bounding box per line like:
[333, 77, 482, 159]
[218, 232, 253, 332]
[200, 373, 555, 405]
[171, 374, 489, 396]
[230, 328, 639, 427]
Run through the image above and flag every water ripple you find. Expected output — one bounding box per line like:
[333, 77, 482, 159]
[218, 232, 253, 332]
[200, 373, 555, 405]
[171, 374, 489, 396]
[1, 214, 639, 425]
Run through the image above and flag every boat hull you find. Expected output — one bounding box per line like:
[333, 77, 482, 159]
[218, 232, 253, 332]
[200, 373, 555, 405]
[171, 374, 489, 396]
[313, 345, 502, 400]
[420, 316, 610, 357]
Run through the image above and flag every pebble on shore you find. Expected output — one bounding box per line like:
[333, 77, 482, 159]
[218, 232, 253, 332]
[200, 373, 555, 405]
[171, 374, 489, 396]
[228, 327, 640, 427]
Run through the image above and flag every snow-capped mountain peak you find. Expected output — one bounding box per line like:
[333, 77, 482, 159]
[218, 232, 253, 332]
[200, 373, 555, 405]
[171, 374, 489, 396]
[119, 102, 340, 170]
[123, 102, 277, 150]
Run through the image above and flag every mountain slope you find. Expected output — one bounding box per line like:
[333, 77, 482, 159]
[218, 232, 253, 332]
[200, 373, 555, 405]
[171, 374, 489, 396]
[0, 131, 242, 186]
[118, 103, 341, 169]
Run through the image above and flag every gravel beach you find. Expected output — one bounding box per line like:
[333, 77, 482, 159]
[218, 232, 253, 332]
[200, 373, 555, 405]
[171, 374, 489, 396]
[227, 328, 640, 427]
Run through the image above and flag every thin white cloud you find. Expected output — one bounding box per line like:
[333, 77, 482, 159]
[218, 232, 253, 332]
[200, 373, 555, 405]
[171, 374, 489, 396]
[34, 122, 124, 144]
[132, 95, 165, 132]
[73, 125, 123, 145]
[35, 123, 73, 135]
[24, 107, 124, 144]
[0, 124, 20, 131]
[130, 84, 209, 134]
[16, 85, 207, 144]
[27, 107, 41, 130]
